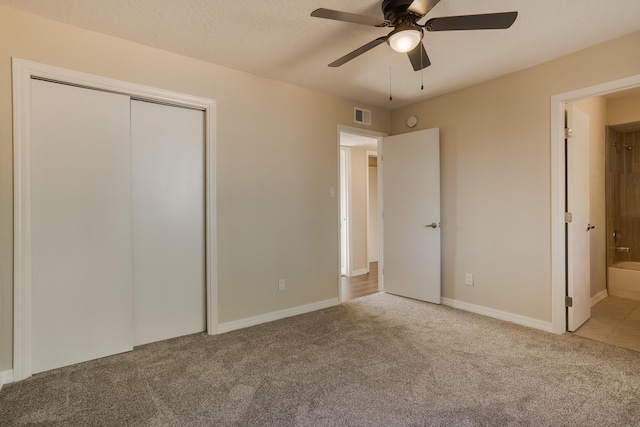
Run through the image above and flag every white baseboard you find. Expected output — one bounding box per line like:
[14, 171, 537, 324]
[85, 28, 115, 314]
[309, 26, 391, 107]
[217, 298, 340, 334]
[350, 268, 368, 277]
[441, 297, 553, 333]
[591, 289, 608, 306]
[0, 369, 14, 390]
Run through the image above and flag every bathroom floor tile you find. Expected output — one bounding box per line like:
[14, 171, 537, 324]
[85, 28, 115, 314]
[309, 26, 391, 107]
[574, 317, 618, 339]
[591, 297, 638, 321]
[573, 296, 640, 353]
[628, 305, 640, 321]
[618, 317, 640, 333]
[597, 295, 638, 305]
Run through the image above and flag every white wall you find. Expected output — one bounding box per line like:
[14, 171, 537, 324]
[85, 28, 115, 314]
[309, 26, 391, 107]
[0, 6, 390, 372]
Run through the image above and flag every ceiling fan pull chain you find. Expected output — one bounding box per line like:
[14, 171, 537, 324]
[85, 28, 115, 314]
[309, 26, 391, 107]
[421, 50, 424, 90]
[389, 65, 393, 101]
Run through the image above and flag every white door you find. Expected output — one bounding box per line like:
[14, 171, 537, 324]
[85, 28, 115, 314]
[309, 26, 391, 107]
[566, 104, 591, 331]
[381, 128, 441, 303]
[31, 80, 134, 373]
[131, 100, 206, 346]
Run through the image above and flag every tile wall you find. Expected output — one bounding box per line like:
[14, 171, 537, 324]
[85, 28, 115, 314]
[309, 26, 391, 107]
[606, 127, 640, 265]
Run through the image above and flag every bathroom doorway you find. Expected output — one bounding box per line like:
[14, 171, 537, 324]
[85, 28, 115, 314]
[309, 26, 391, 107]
[566, 87, 640, 351]
[552, 75, 640, 334]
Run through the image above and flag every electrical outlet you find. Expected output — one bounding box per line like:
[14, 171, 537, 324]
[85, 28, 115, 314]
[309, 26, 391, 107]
[278, 279, 285, 291]
[465, 273, 474, 286]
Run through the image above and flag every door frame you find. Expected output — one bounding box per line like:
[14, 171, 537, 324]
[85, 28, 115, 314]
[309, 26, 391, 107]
[550, 73, 640, 334]
[336, 125, 386, 302]
[12, 58, 217, 381]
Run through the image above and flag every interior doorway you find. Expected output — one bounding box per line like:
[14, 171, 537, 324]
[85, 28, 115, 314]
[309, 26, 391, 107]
[551, 74, 640, 334]
[565, 89, 640, 351]
[338, 126, 385, 301]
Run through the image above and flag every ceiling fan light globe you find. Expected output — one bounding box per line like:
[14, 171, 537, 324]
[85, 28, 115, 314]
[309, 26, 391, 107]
[387, 28, 422, 53]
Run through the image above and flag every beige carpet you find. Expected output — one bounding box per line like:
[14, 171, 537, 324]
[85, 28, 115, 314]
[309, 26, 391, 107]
[1, 293, 639, 426]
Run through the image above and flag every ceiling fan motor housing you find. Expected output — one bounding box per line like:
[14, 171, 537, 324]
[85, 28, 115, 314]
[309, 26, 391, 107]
[382, 0, 421, 25]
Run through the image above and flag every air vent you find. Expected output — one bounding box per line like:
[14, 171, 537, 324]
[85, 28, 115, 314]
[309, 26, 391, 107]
[354, 107, 371, 126]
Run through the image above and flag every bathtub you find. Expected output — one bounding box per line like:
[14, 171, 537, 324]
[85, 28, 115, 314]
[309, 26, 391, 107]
[608, 261, 640, 301]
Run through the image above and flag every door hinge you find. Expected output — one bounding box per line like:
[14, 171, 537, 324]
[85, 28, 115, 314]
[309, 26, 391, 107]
[565, 212, 573, 223]
[565, 128, 573, 138]
[565, 296, 573, 307]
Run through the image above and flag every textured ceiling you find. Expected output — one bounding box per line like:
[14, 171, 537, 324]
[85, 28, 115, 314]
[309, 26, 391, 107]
[3, 0, 640, 109]
[340, 132, 378, 150]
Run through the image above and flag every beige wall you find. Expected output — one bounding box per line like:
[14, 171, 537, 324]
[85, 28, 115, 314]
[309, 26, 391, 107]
[390, 31, 640, 322]
[0, 6, 390, 372]
[572, 97, 608, 298]
[4, 5, 640, 375]
[608, 92, 640, 126]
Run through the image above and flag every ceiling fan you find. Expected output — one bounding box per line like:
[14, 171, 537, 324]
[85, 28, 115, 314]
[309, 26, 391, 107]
[311, 0, 518, 71]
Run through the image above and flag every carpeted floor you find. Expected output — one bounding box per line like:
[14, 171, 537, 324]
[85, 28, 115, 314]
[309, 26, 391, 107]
[1, 293, 639, 426]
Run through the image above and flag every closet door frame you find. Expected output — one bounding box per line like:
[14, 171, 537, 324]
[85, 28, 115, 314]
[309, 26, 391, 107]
[12, 58, 218, 381]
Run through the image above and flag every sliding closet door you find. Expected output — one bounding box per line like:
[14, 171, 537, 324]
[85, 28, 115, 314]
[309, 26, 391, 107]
[31, 80, 134, 373]
[131, 100, 206, 346]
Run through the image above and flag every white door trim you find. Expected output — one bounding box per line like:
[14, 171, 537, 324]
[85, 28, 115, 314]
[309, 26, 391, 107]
[336, 125, 386, 301]
[550, 73, 640, 334]
[12, 58, 218, 381]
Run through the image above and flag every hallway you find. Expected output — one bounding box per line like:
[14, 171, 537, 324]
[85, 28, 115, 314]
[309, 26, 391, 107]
[341, 262, 378, 300]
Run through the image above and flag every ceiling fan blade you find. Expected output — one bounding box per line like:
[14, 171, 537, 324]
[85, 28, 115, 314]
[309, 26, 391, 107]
[407, 43, 431, 71]
[311, 8, 390, 27]
[407, 0, 441, 17]
[329, 37, 388, 67]
[425, 11, 518, 31]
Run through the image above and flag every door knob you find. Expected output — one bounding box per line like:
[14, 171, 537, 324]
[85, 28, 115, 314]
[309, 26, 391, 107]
[425, 222, 438, 229]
